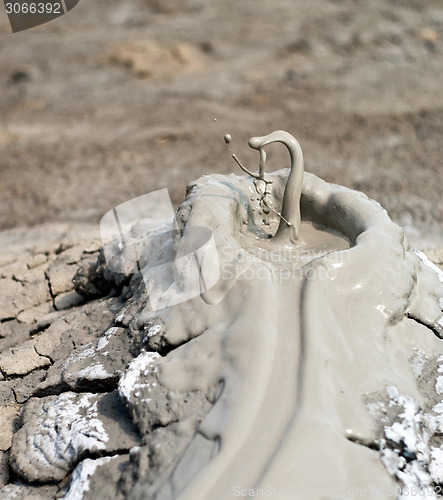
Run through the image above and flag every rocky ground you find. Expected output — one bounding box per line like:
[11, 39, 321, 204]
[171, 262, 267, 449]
[0, 223, 109, 493]
[0, 220, 220, 499]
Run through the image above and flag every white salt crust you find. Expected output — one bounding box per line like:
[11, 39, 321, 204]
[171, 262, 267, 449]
[62, 456, 114, 500]
[118, 350, 160, 404]
[410, 350, 428, 379]
[414, 250, 443, 283]
[374, 373, 443, 499]
[25, 393, 109, 481]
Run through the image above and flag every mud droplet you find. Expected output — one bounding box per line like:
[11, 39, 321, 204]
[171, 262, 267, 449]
[224, 134, 232, 144]
[263, 207, 270, 214]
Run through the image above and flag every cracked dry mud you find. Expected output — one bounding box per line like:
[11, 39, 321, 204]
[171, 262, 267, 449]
[0, 220, 217, 499]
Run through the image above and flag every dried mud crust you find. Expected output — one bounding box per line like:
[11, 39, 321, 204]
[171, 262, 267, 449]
[0, 222, 216, 498]
[0, 0, 442, 245]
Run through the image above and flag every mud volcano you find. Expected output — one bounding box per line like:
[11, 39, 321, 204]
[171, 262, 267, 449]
[4, 131, 443, 500]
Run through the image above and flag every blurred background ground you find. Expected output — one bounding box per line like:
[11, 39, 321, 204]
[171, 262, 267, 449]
[0, 0, 442, 247]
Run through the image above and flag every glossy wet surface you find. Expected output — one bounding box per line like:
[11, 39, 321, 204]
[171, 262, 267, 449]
[241, 220, 351, 272]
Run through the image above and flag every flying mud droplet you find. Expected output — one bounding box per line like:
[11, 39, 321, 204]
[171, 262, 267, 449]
[224, 134, 232, 144]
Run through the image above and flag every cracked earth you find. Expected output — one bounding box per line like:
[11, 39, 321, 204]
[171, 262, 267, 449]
[1, 0, 443, 497]
[0, 221, 217, 499]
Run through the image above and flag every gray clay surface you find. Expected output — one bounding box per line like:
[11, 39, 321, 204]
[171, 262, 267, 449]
[0, 166, 442, 499]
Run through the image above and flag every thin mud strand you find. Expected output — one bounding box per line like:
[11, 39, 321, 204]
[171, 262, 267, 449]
[231, 152, 292, 229]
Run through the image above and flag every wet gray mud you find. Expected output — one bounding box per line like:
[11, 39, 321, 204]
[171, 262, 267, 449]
[1, 162, 442, 499]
